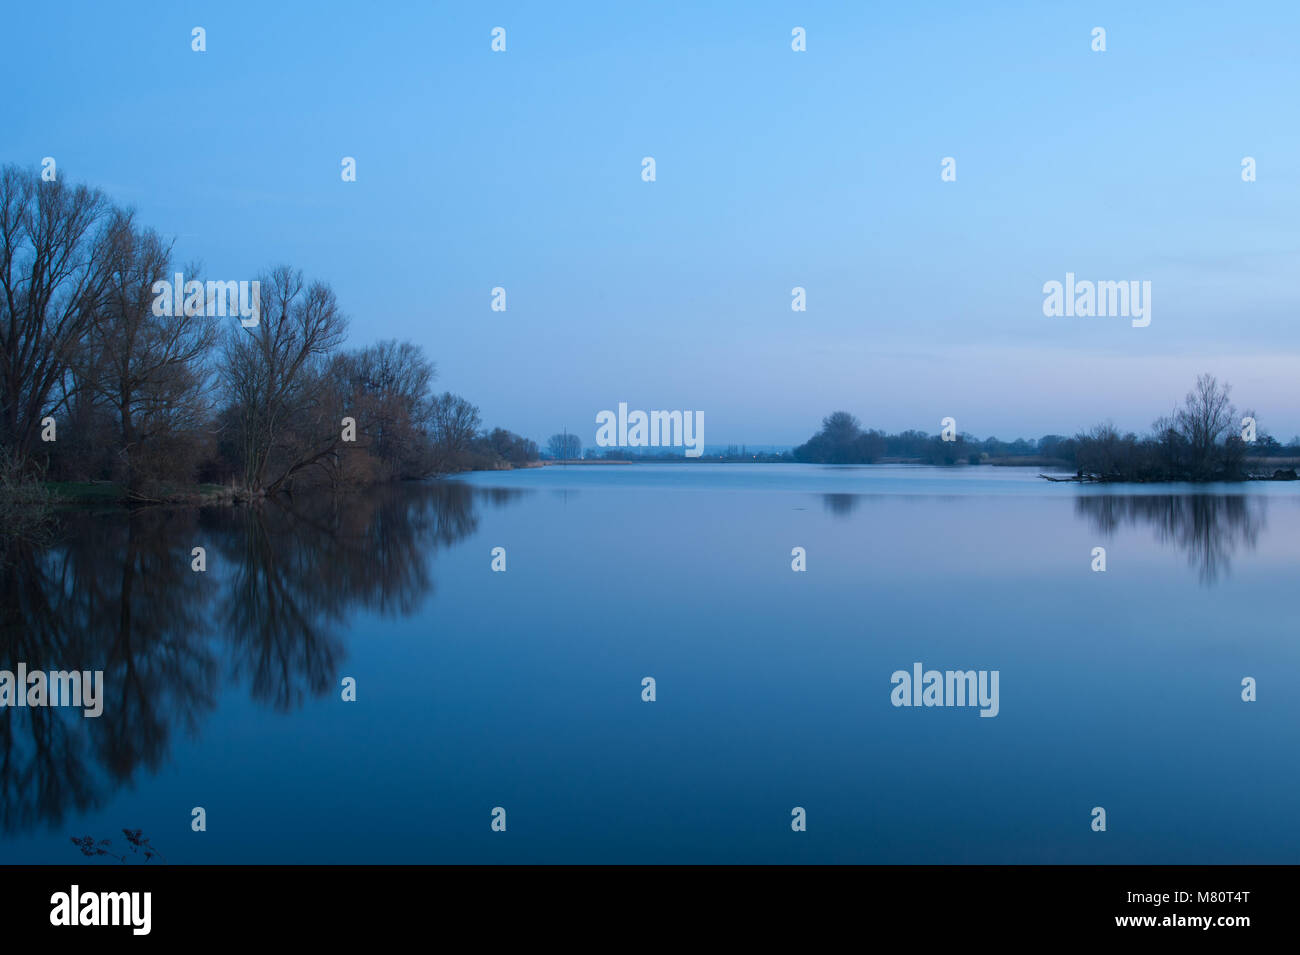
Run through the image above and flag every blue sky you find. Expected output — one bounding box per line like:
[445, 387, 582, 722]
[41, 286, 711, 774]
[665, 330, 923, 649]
[4, 1, 1298, 445]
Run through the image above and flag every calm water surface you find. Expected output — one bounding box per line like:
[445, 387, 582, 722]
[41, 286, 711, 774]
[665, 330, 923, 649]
[2, 464, 1297, 862]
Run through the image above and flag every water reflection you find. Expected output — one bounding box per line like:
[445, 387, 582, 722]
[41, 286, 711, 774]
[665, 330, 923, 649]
[814, 489, 1269, 587]
[1, 507, 217, 832]
[821, 493, 860, 517]
[0, 481, 522, 832]
[1074, 494, 1266, 585]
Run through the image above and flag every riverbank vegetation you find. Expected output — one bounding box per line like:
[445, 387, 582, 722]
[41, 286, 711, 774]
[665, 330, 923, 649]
[792, 374, 1296, 481]
[0, 165, 537, 524]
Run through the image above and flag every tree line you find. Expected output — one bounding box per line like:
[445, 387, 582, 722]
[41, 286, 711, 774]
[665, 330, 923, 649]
[794, 374, 1290, 481]
[0, 165, 537, 506]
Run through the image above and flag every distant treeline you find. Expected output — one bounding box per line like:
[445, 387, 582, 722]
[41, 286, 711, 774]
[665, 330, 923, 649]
[562, 439, 790, 463]
[0, 165, 537, 508]
[794, 375, 1294, 481]
[795, 413, 976, 466]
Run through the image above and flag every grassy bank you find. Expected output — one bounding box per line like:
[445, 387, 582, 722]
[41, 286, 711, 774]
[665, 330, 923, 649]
[44, 481, 239, 507]
[37, 463, 545, 508]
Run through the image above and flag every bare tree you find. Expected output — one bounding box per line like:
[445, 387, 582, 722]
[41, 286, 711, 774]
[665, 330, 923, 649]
[83, 216, 218, 495]
[547, 432, 581, 460]
[219, 265, 347, 494]
[1075, 421, 1123, 477]
[1175, 373, 1236, 478]
[430, 392, 481, 468]
[330, 340, 437, 479]
[0, 165, 119, 464]
[821, 411, 862, 444]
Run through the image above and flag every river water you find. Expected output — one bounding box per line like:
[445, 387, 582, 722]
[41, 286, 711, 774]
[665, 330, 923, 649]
[2, 464, 1296, 862]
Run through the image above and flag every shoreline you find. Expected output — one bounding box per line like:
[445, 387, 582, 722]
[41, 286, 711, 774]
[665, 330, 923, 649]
[29, 458, 1300, 510]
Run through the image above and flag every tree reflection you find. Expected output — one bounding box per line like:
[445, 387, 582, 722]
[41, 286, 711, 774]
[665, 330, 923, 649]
[0, 480, 520, 831]
[820, 493, 861, 517]
[1073, 493, 1266, 585]
[0, 508, 216, 830]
